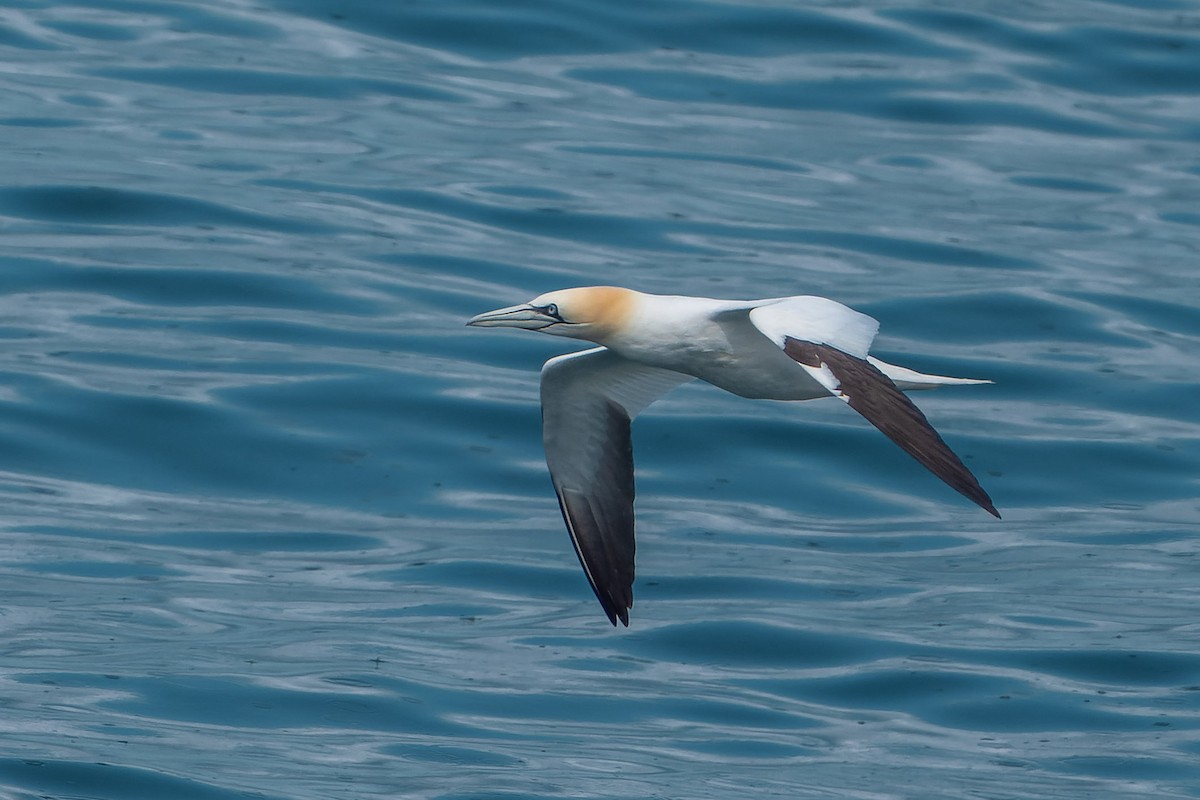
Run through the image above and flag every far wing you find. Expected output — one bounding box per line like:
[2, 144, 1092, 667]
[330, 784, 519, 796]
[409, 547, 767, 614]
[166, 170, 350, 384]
[747, 298, 998, 518]
[540, 347, 693, 626]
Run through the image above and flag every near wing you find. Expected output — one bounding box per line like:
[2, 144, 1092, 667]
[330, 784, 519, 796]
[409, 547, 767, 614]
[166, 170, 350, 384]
[540, 347, 693, 625]
[748, 298, 999, 518]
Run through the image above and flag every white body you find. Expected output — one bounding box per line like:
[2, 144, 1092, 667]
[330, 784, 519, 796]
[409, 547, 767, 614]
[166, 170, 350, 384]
[605, 293, 973, 400]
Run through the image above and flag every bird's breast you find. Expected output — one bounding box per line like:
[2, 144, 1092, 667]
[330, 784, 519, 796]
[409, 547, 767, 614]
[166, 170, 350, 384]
[694, 354, 828, 400]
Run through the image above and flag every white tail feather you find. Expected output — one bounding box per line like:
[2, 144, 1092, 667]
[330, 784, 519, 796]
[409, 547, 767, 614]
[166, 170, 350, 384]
[869, 357, 992, 392]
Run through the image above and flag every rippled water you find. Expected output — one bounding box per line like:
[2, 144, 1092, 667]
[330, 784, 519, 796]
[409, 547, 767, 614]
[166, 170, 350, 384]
[1, 1, 1198, 798]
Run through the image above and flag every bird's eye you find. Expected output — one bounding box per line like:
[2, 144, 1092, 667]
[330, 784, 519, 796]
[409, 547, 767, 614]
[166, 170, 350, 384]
[545, 303, 560, 318]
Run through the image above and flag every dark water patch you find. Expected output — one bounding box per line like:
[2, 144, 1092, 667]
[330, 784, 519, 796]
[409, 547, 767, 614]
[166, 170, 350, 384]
[0, 255, 370, 313]
[1092, 0, 1194, 7]
[1063, 291, 1200, 338]
[568, 69, 1124, 138]
[376, 253, 581, 293]
[752, 668, 1001, 713]
[370, 674, 652, 728]
[753, 656, 1200, 733]
[356, 602, 506, 621]
[864, 291, 1140, 347]
[0, 758, 287, 800]
[160, 530, 385, 553]
[61, 93, 107, 108]
[436, 793, 578, 800]
[15, 526, 383, 554]
[92, 67, 462, 102]
[480, 185, 575, 201]
[267, 0, 632, 60]
[559, 145, 810, 174]
[269, 178, 1036, 268]
[72, 674, 478, 735]
[928, 689, 1163, 733]
[785, 228, 1036, 269]
[682, 738, 819, 760]
[719, 531, 975, 555]
[93, 0, 285, 38]
[457, 328, 576, 374]
[0, 186, 332, 233]
[382, 560, 584, 603]
[640, 409, 1001, 520]
[654, 695, 812, 730]
[182, 318, 409, 351]
[636, 574, 913, 605]
[876, 155, 938, 169]
[263, 180, 709, 253]
[1016, 26, 1200, 97]
[196, 160, 262, 173]
[882, 9, 1060, 55]
[878, 97, 1116, 137]
[1006, 615, 1093, 629]
[159, 129, 201, 141]
[550, 656, 644, 674]
[41, 20, 140, 41]
[1009, 175, 1123, 193]
[16, 560, 183, 579]
[1045, 528, 1198, 547]
[217, 372, 548, 515]
[0, 374, 357, 499]
[1010, 218, 1108, 233]
[1052, 755, 1198, 782]
[0, 325, 37, 339]
[1161, 211, 1200, 227]
[49, 347, 262, 376]
[648, 3, 968, 58]
[983, 435, 1196, 509]
[968, 355, 1197, 430]
[0, 117, 84, 128]
[220, 371, 487, 434]
[627, 621, 894, 667]
[886, 8, 1198, 69]
[386, 744, 522, 767]
[998, 649, 1200, 687]
[0, 22, 59, 50]
[267, 0, 967, 61]
[220, 367, 544, 482]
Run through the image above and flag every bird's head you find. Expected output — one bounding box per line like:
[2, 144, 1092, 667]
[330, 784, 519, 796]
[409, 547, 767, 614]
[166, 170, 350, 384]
[467, 286, 638, 344]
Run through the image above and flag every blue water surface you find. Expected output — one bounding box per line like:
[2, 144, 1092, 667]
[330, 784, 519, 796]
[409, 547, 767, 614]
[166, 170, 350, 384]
[1, 1, 1198, 798]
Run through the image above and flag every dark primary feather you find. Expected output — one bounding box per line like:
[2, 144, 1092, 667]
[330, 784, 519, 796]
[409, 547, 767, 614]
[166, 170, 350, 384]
[549, 400, 636, 625]
[540, 350, 689, 626]
[783, 338, 1000, 518]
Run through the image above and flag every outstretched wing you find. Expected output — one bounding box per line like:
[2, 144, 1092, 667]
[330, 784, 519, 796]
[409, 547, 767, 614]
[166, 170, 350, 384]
[748, 297, 999, 518]
[540, 347, 693, 625]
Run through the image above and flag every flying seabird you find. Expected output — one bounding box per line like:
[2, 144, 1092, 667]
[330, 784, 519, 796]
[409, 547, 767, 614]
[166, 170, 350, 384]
[468, 287, 998, 626]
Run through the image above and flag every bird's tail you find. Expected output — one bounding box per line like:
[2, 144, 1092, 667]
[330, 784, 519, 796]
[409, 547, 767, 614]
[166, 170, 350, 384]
[868, 357, 992, 392]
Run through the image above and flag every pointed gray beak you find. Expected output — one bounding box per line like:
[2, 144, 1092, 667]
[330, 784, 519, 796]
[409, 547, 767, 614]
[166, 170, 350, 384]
[466, 304, 556, 330]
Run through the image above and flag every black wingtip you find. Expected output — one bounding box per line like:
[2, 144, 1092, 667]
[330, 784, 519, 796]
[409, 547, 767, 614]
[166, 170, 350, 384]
[963, 480, 1001, 519]
[599, 596, 630, 627]
[782, 338, 1002, 521]
[958, 471, 1000, 519]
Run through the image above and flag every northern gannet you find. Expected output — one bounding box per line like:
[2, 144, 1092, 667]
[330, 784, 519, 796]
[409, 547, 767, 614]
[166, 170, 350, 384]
[468, 287, 998, 626]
